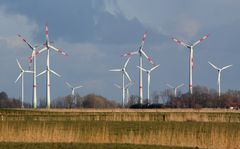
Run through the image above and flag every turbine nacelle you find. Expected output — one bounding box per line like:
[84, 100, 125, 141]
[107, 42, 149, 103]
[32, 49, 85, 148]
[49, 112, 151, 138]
[65, 82, 83, 96]
[166, 83, 184, 97]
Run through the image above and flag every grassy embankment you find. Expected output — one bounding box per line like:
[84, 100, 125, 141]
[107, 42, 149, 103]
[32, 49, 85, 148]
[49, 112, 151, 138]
[0, 109, 240, 149]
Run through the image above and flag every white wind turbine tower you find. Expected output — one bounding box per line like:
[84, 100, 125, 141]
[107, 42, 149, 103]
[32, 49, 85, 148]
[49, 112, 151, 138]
[114, 81, 134, 105]
[15, 59, 33, 108]
[65, 82, 83, 104]
[172, 35, 209, 94]
[208, 61, 232, 97]
[122, 32, 155, 104]
[17, 34, 39, 109]
[137, 65, 159, 104]
[37, 24, 68, 109]
[166, 83, 184, 97]
[110, 57, 132, 107]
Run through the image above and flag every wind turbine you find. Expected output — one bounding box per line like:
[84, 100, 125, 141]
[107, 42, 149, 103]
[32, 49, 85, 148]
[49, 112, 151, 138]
[114, 81, 134, 105]
[122, 32, 155, 104]
[37, 24, 68, 108]
[17, 34, 39, 109]
[110, 57, 132, 107]
[137, 65, 159, 104]
[65, 82, 83, 104]
[15, 59, 33, 108]
[166, 83, 184, 97]
[208, 61, 232, 97]
[172, 35, 209, 94]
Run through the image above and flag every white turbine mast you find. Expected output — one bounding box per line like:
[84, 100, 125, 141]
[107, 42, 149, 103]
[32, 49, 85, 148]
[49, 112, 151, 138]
[15, 59, 33, 108]
[110, 57, 132, 107]
[114, 81, 134, 105]
[208, 61, 232, 97]
[122, 32, 155, 104]
[37, 24, 68, 109]
[172, 35, 209, 94]
[137, 65, 159, 104]
[166, 83, 184, 97]
[17, 34, 39, 109]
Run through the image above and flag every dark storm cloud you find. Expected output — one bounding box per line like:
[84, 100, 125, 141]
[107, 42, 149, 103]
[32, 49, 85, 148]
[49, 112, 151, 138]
[0, 0, 165, 44]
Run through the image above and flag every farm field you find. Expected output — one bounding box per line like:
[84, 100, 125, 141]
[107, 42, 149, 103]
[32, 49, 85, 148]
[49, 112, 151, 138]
[0, 142, 200, 149]
[0, 108, 240, 149]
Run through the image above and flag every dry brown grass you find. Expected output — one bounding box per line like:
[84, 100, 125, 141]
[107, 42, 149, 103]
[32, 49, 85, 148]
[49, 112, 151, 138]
[1, 109, 240, 149]
[0, 121, 240, 149]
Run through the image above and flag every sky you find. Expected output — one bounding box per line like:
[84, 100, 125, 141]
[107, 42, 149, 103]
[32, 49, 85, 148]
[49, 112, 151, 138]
[0, 0, 240, 104]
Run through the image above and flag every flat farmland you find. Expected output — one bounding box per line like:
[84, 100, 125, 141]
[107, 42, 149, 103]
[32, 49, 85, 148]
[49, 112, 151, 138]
[0, 142, 198, 149]
[0, 108, 240, 149]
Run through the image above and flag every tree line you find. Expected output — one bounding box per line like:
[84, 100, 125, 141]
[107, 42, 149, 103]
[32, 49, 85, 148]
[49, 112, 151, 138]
[0, 91, 119, 108]
[1, 86, 240, 109]
[144, 86, 240, 109]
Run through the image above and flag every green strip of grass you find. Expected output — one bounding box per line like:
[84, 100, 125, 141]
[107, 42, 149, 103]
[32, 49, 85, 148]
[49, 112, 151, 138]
[0, 142, 201, 149]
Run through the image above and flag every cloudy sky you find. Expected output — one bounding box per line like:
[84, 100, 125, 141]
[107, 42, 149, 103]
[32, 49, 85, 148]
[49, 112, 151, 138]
[0, 0, 240, 104]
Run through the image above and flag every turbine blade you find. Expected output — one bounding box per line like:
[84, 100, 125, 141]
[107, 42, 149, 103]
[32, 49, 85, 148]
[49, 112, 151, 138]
[24, 70, 33, 73]
[16, 59, 23, 71]
[45, 23, 49, 42]
[140, 32, 147, 49]
[38, 47, 47, 54]
[137, 66, 147, 72]
[49, 45, 68, 56]
[28, 56, 33, 64]
[141, 50, 155, 65]
[124, 57, 131, 68]
[124, 71, 131, 82]
[166, 84, 174, 89]
[221, 65, 233, 70]
[65, 82, 73, 88]
[74, 85, 83, 89]
[125, 81, 134, 88]
[192, 34, 209, 47]
[121, 51, 138, 57]
[114, 83, 122, 89]
[50, 69, 61, 77]
[109, 69, 122, 72]
[171, 37, 190, 48]
[17, 34, 35, 50]
[208, 61, 220, 70]
[15, 73, 22, 83]
[150, 64, 159, 72]
[36, 70, 46, 77]
[176, 83, 184, 89]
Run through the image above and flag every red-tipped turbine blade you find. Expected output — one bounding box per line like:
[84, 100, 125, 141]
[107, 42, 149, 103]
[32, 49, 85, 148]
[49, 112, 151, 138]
[121, 51, 138, 57]
[141, 50, 155, 66]
[171, 37, 189, 48]
[49, 45, 68, 56]
[45, 23, 49, 41]
[140, 32, 148, 49]
[192, 34, 209, 47]
[141, 32, 147, 43]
